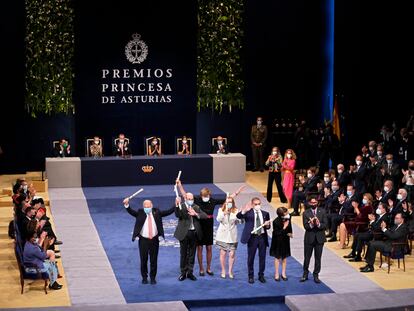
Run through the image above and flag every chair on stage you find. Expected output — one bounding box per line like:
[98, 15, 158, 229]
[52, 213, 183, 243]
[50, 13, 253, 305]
[176, 136, 192, 155]
[86, 137, 103, 157]
[379, 236, 409, 274]
[212, 136, 228, 154]
[114, 136, 130, 146]
[145, 136, 162, 156]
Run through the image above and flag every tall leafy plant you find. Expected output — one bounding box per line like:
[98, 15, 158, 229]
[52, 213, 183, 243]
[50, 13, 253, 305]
[197, 0, 244, 112]
[25, 0, 74, 117]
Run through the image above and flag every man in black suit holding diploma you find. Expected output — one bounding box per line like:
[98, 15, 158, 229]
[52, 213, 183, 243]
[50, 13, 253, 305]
[301, 196, 327, 284]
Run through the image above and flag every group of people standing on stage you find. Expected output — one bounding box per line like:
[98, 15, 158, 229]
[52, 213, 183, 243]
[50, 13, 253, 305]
[123, 180, 296, 285]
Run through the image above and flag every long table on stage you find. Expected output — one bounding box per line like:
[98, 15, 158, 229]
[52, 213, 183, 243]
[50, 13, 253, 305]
[46, 153, 246, 187]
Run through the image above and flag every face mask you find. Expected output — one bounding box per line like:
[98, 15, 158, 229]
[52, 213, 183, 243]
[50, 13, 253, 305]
[362, 199, 368, 205]
[23, 185, 28, 192]
[94, 140, 99, 145]
[283, 214, 291, 220]
[186, 200, 193, 206]
[397, 194, 403, 200]
[257, 121, 262, 125]
[376, 208, 382, 215]
[338, 169, 343, 174]
[63, 143, 68, 148]
[226, 203, 233, 209]
[386, 159, 393, 165]
[409, 165, 414, 170]
[119, 139, 124, 144]
[217, 140, 223, 144]
[144, 207, 152, 214]
[377, 151, 382, 156]
[152, 141, 157, 145]
[310, 204, 317, 210]
[331, 185, 339, 192]
[202, 196, 210, 203]
[182, 140, 187, 144]
[394, 220, 401, 226]
[287, 154, 292, 159]
[272, 151, 277, 155]
[384, 186, 390, 192]
[34, 237, 39, 244]
[307, 173, 313, 178]
[324, 177, 330, 183]
[253, 205, 261, 211]
[356, 160, 362, 166]
[347, 191, 353, 197]
[369, 147, 374, 152]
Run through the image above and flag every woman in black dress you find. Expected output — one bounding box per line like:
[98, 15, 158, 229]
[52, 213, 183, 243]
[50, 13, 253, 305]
[176, 180, 244, 276]
[270, 207, 292, 281]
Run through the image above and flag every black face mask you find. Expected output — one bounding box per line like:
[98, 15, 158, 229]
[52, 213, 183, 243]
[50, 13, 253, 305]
[409, 166, 414, 170]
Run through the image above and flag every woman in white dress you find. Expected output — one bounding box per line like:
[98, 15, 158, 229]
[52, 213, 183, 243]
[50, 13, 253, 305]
[215, 197, 243, 279]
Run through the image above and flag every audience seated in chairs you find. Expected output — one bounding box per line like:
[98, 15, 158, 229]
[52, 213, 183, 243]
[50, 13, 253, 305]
[338, 193, 374, 249]
[291, 167, 319, 216]
[23, 230, 62, 290]
[146, 136, 162, 156]
[53, 138, 71, 158]
[87, 136, 103, 158]
[177, 136, 192, 155]
[114, 133, 131, 157]
[212, 136, 228, 154]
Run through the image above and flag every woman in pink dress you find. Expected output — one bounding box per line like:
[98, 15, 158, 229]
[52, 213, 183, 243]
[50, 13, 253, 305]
[282, 149, 297, 209]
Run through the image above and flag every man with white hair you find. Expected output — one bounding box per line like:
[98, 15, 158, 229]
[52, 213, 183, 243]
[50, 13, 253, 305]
[123, 198, 175, 285]
[174, 193, 208, 281]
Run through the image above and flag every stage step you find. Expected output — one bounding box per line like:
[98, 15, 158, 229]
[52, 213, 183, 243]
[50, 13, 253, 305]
[0, 301, 188, 311]
[286, 289, 414, 311]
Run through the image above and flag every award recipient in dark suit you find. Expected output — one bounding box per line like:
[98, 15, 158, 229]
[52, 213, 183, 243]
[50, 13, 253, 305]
[237, 197, 271, 284]
[301, 196, 328, 283]
[123, 198, 175, 285]
[174, 193, 208, 281]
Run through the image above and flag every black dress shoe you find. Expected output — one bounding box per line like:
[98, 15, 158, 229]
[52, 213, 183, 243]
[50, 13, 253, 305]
[49, 282, 63, 290]
[343, 253, 355, 259]
[55, 255, 61, 259]
[349, 257, 362, 262]
[178, 274, 186, 281]
[251, 169, 258, 172]
[248, 277, 254, 284]
[360, 265, 374, 273]
[313, 275, 321, 284]
[359, 264, 369, 271]
[260, 169, 264, 172]
[142, 278, 148, 284]
[325, 233, 333, 238]
[300, 274, 308, 282]
[328, 237, 337, 242]
[206, 270, 214, 276]
[187, 273, 197, 281]
[291, 212, 300, 217]
[150, 279, 157, 285]
[54, 240, 63, 245]
[54, 250, 61, 253]
[258, 275, 266, 283]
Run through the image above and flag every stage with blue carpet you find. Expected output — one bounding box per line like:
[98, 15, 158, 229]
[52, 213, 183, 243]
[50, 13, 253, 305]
[82, 184, 333, 308]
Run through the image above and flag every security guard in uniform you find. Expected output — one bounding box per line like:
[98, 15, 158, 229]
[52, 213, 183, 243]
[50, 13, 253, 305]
[250, 117, 268, 172]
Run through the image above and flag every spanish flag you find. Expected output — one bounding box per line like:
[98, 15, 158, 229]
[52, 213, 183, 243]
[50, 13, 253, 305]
[332, 94, 341, 141]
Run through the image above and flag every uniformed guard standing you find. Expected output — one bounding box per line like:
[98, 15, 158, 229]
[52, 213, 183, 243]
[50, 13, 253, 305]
[250, 117, 268, 172]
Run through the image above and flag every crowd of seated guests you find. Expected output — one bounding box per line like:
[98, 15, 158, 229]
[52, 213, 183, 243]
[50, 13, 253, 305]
[11, 178, 64, 290]
[289, 116, 414, 273]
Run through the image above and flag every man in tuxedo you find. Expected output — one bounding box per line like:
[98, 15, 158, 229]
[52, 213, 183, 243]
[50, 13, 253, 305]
[324, 180, 342, 238]
[213, 136, 228, 154]
[250, 116, 268, 172]
[344, 202, 390, 262]
[349, 155, 367, 195]
[383, 154, 401, 188]
[291, 167, 319, 216]
[360, 213, 408, 272]
[53, 138, 71, 157]
[336, 164, 351, 191]
[301, 196, 327, 284]
[114, 133, 131, 157]
[123, 198, 175, 284]
[174, 193, 208, 281]
[237, 197, 270, 283]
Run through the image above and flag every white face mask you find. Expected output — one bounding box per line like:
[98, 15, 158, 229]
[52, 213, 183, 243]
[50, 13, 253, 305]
[376, 208, 382, 215]
[182, 140, 187, 144]
[356, 160, 362, 166]
[217, 140, 223, 144]
[324, 177, 330, 183]
[152, 140, 157, 145]
[202, 196, 210, 203]
[253, 205, 261, 211]
[94, 140, 100, 144]
[257, 120, 262, 126]
[307, 173, 313, 179]
[23, 185, 28, 192]
[119, 139, 124, 144]
[386, 159, 393, 165]
[283, 214, 291, 220]
[272, 151, 277, 155]
[347, 191, 353, 197]
[337, 169, 343, 174]
[377, 151, 382, 156]
[369, 147, 374, 151]
[362, 199, 368, 205]
[186, 200, 194, 206]
[287, 154, 292, 159]
[331, 185, 339, 192]
[397, 194, 403, 200]
[384, 186, 390, 192]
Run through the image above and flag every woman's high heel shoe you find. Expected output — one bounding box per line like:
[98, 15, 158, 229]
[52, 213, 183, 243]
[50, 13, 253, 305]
[281, 275, 288, 281]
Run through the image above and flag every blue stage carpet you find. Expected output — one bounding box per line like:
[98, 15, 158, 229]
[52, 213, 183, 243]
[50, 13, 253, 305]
[83, 184, 333, 305]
